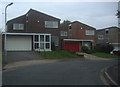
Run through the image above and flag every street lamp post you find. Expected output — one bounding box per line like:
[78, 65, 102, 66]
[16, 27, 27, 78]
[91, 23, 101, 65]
[4, 2, 13, 64]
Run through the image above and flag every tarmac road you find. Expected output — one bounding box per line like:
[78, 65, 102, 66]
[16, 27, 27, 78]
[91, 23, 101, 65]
[3, 60, 118, 85]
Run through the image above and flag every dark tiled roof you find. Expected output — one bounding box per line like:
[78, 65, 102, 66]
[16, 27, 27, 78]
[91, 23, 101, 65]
[7, 8, 60, 23]
[28, 9, 61, 20]
[60, 21, 96, 29]
[97, 26, 120, 31]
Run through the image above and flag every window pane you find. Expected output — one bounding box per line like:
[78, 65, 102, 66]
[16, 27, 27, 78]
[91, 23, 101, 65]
[45, 21, 58, 28]
[13, 24, 24, 30]
[19, 24, 24, 29]
[40, 35, 44, 42]
[35, 35, 39, 42]
[46, 35, 49, 42]
[46, 43, 50, 49]
[60, 31, 63, 36]
[98, 35, 104, 40]
[40, 43, 44, 49]
[86, 30, 94, 35]
[35, 43, 39, 49]
[53, 22, 58, 28]
[65, 32, 67, 36]
[60, 31, 67, 36]
[69, 30, 72, 38]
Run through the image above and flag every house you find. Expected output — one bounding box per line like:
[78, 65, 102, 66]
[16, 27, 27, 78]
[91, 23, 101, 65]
[60, 21, 96, 52]
[2, 9, 60, 51]
[96, 26, 120, 50]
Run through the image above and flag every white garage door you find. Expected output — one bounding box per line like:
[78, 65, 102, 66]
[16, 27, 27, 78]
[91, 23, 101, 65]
[6, 36, 32, 51]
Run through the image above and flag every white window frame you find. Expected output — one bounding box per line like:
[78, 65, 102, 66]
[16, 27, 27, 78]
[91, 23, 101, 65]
[13, 23, 24, 30]
[98, 35, 104, 40]
[33, 34, 51, 51]
[86, 30, 94, 35]
[60, 31, 67, 36]
[45, 21, 58, 28]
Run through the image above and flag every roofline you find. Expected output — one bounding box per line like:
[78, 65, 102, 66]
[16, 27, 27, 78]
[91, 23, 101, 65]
[7, 14, 25, 24]
[7, 8, 61, 23]
[60, 21, 96, 29]
[2, 32, 51, 35]
[28, 9, 61, 20]
[63, 39, 93, 42]
[97, 26, 120, 31]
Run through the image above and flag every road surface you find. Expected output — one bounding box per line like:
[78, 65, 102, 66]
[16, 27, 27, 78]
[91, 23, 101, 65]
[3, 60, 118, 85]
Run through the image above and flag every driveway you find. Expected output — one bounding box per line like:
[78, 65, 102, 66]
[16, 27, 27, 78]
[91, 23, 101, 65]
[3, 60, 118, 85]
[7, 51, 43, 63]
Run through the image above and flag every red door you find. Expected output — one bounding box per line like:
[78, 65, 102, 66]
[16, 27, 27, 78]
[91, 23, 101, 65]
[64, 42, 80, 52]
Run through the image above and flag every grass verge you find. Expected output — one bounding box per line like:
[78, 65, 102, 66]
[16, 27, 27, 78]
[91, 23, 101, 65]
[39, 51, 80, 59]
[92, 52, 119, 58]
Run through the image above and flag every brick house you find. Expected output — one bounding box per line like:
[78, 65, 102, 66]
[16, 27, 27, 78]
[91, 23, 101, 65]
[2, 9, 60, 51]
[60, 21, 96, 52]
[96, 26, 120, 50]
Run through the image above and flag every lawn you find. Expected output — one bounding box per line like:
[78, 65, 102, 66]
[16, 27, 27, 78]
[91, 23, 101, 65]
[92, 52, 119, 58]
[39, 51, 80, 59]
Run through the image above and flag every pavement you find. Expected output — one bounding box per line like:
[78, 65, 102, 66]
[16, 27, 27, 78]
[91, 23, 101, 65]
[102, 64, 120, 86]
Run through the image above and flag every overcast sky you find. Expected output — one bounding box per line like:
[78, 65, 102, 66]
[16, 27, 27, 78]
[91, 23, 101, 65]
[0, 0, 119, 31]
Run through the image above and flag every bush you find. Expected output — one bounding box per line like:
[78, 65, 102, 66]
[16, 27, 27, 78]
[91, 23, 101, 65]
[81, 46, 89, 53]
[96, 43, 114, 53]
[86, 50, 93, 54]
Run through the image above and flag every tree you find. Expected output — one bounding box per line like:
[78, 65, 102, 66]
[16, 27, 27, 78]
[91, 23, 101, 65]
[60, 20, 71, 26]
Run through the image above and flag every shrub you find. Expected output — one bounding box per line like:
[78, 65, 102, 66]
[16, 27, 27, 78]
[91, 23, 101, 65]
[86, 50, 93, 54]
[81, 46, 89, 53]
[96, 43, 114, 53]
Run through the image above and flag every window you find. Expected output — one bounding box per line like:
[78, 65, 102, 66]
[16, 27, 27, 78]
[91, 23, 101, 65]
[35, 35, 39, 42]
[40, 35, 44, 42]
[33, 35, 51, 51]
[35, 43, 39, 49]
[45, 21, 58, 28]
[105, 29, 109, 43]
[46, 43, 50, 49]
[105, 29, 109, 34]
[98, 35, 104, 40]
[40, 43, 44, 49]
[46, 35, 50, 42]
[69, 30, 72, 38]
[52, 36, 59, 46]
[69, 24, 71, 30]
[13, 24, 24, 30]
[60, 31, 67, 36]
[86, 30, 94, 35]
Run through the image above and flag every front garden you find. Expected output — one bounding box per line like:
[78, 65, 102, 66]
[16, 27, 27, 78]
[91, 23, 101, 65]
[81, 43, 120, 59]
[39, 51, 80, 59]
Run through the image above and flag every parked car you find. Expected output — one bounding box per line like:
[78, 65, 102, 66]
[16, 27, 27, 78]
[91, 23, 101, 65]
[110, 49, 120, 56]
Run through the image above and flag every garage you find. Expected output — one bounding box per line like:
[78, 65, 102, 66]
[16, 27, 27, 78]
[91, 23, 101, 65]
[64, 41, 80, 52]
[6, 35, 32, 51]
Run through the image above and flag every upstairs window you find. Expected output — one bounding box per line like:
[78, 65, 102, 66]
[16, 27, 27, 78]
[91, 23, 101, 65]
[45, 21, 58, 28]
[60, 31, 67, 36]
[13, 24, 24, 30]
[86, 30, 94, 35]
[98, 35, 104, 40]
